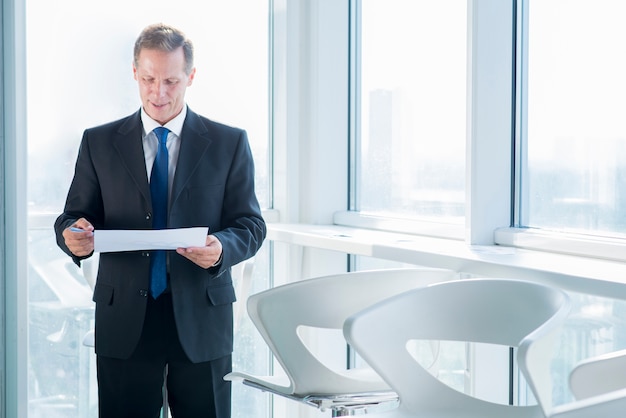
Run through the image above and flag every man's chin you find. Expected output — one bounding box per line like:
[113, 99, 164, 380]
[146, 107, 172, 125]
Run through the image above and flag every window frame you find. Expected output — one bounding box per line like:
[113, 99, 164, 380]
[2, 0, 29, 417]
[337, 0, 626, 264]
[339, 0, 516, 245]
[495, 0, 626, 263]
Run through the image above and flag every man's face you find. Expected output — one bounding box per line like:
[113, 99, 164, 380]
[133, 47, 196, 125]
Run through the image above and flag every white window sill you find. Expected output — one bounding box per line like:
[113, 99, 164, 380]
[266, 222, 626, 300]
[494, 227, 626, 263]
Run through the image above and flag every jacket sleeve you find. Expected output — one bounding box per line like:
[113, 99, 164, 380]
[211, 129, 266, 274]
[54, 130, 102, 266]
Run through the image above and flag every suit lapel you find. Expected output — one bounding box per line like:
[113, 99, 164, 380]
[171, 109, 212, 206]
[112, 110, 152, 204]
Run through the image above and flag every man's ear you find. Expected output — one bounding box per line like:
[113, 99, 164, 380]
[187, 67, 197, 86]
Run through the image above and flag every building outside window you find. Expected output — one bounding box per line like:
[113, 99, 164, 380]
[517, 0, 626, 407]
[355, 0, 467, 225]
[520, 0, 626, 237]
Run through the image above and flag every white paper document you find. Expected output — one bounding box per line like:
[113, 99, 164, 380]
[94, 227, 209, 253]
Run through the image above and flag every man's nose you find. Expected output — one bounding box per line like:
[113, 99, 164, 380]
[154, 81, 167, 97]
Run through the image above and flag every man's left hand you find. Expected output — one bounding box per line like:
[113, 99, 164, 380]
[176, 234, 223, 269]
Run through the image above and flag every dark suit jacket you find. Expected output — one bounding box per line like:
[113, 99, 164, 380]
[54, 108, 266, 363]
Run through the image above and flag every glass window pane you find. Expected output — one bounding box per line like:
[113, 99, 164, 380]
[356, 0, 467, 223]
[26, 2, 270, 417]
[547, 292, 626, 407]
[523, 0, 626, 236]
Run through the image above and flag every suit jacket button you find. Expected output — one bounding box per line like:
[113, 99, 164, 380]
[146, 213, 152, 220]
[139, 289, 148, 297]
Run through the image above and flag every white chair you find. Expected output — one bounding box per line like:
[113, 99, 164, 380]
[224, 268, 457, 415]
[81, 253, 99, 347]
[520, 345, 626, 418]
[344, 278, 570, 418]
[568, 348, 626, 400]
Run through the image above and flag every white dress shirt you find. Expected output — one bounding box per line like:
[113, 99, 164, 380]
[141, 105, 187, 201]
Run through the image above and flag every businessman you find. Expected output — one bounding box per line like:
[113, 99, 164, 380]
[54, 23, 266, 418]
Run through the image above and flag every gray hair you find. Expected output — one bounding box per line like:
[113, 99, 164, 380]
[134, 23, 194, 74]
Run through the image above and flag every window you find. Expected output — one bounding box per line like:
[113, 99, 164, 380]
[519, 0, 626, 237]
[353, 0, 467, 227]
[25, 2, 270, 417]
[514, 0, 626, 408]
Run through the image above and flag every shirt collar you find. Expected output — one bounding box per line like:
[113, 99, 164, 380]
[140, 105, 187, 137]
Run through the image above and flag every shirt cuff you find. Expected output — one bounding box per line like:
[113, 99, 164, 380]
[211, 252, 223, 267]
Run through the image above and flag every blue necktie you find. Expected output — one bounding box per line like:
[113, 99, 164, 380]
[150, 127, 170, 298]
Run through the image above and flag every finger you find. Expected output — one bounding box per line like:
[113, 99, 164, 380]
[72, 218, 95, 232]
[176, 248, 215, 269]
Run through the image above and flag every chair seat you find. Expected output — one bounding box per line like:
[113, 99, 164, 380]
[225, 371, 292, 394]
[225, 366, 389, 397]
[227, 370, 398, 413]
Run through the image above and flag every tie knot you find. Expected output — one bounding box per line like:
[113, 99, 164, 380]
[153, 127, 170, 144]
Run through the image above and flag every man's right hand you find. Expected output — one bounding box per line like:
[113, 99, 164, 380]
[63, 218, 95, 257]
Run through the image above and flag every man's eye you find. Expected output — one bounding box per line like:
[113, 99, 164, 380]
[166, 79, 178, 85]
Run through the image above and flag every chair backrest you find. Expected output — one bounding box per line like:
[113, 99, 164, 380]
[344, 278, 570, 418]
[569, 349, 626, 400]
[247, 267, 457, 396]
[547, 389, 626, 418]
[517, 284, 583, 417]
[543, 356, 626, 418]
[520, 308, 626, 418]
